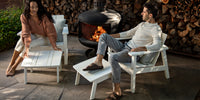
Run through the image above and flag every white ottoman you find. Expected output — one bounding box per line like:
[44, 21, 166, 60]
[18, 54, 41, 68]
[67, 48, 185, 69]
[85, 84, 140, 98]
[21, 50, 62, 84]
[73, 57, 112, 100]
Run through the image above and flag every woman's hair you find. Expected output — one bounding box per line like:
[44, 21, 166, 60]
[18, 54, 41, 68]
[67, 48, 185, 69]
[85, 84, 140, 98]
[143, 2, 158, 19]
[24, 0, 54, 23]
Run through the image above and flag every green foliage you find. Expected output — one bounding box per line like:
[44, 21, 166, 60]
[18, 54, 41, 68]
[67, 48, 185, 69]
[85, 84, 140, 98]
[0, 6, 23, 51]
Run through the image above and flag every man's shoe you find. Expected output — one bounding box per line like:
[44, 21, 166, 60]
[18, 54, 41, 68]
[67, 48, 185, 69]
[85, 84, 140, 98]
[83, 63, 103, 71]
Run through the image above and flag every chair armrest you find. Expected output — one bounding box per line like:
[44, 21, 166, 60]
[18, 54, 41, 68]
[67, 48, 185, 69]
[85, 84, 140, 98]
[62, 25, 68, 50]
[128, 45, 168, 56]
[17, 31, 22, 36]
[62, 26, 69, 35]
[64, 24, 68, 27]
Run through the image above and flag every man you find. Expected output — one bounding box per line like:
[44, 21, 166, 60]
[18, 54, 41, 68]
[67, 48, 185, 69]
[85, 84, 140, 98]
[83, 2, 162, 100]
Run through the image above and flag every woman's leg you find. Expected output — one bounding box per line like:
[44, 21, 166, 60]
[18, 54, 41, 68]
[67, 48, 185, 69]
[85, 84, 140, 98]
[18, 34, 49, 57]
[7, 35, 49, 76]
[6, 38, 24, 75]
[6, 50, 20, 73]
[29, 34, 50, 49]
[6, 56, 23, 76]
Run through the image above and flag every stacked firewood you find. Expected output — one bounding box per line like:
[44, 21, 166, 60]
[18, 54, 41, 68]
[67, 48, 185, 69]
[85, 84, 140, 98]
[41, 0, 200, 55]
[106, 0, 146, 31]
[41, 0, 93, 34]
[158, 0, 200, 54]
[41, 0, 147, 34]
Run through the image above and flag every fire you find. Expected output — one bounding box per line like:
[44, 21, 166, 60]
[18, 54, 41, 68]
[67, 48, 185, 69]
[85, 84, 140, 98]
[90, 26, 106, 42]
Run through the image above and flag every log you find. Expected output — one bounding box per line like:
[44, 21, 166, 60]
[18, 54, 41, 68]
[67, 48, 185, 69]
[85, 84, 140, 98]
[182, 37, 187, 44]
[194, 19, 200, 27]
[190, 15, 197, 23]
[134, 1, 142, 14]
[178, 30, 189, 37]
[176, 14, 183, 19]
[158, 15, 169, 22]
[186, 23, 192, 32]
[190, 23, 197, 28]
[162, 5, 168, 14]
[169, 9, 176, 18]
[184, 15, 190, 22]
[169, 29, 176, 35]
[189, 29, 195, 37]
[115, 0, 120, 5]
[167, 4, 174, 8]
[55, 1, 60, 6]
[177, 21, 185, 30]
[166, 22, 174, 29]
[193, 45, 200, 52]
[192, 34, 200, 45]
[159, 23, 163, 30]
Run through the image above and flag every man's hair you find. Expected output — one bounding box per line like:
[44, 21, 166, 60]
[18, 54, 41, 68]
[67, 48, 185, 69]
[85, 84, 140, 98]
[143, 2, 158, 19]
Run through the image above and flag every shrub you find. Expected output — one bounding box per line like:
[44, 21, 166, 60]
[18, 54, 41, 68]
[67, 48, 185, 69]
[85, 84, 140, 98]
[0, 6, 23, 51]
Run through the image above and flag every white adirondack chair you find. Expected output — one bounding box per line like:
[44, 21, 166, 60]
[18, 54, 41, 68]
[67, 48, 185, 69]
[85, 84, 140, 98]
[52, 15, 68, 65]
[17, 15, 69, 65]
[108, 33, 170, 93]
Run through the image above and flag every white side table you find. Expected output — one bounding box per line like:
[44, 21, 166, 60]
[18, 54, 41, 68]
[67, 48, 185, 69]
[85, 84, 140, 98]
[21, 50, 62, 84]
[73, 57, 112, 100]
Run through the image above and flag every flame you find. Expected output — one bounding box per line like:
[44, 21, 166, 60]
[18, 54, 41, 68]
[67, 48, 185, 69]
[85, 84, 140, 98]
[90, 26, 106, 42]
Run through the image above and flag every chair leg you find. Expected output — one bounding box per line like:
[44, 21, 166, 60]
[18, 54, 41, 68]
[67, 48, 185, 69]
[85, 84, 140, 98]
[164, 67, 170, 79]
[59, 61, 62, 71]
[75, 72, 80, 85]
[30, 68, 33, 73]
[90, 81, 97, 100]
[161, 51, 170, 79]
[131, 74, 136, 93]
[24, 68, 27, 84]
[64, 49, 68, 65]
[57, 66, 59, 83]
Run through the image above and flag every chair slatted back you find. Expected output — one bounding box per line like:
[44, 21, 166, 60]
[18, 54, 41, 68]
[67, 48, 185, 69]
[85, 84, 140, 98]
[151, 33, 167, 65]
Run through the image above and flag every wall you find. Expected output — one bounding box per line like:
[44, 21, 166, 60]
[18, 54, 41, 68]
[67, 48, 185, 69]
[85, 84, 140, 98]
[24, 0, 200, 56]
[0, 0, 23, 9]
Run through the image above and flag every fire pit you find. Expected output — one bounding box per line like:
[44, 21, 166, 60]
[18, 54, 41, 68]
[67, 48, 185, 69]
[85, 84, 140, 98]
[78, 0, 121, 57]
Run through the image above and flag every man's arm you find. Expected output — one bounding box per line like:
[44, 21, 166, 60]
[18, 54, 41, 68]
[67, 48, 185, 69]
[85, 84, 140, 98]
[110, 33, 120, 38]
[110, 33, 147, 52]
[131, 47, 147, 52]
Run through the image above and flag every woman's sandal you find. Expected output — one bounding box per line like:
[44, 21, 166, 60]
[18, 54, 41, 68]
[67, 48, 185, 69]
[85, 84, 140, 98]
[105, 92, 122, 100]
[6, 66, 13, 77]
[6, 70, 15, 77]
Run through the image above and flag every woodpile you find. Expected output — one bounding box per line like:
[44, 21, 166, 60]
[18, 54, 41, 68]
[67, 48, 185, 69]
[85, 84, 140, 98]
[41, 0, 91, 34]
[41, 0, 200, 55]
[157, 0, 200, 54]
[41, 0, 147, 34]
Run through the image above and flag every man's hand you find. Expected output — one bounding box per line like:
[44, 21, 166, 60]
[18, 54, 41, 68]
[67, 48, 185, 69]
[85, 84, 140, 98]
[130, 47, 147, 52]
[110, 33, 120, 38]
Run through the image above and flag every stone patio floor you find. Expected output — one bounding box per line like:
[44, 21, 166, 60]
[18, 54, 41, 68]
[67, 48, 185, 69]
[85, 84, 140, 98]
[0, 35, 200, 100]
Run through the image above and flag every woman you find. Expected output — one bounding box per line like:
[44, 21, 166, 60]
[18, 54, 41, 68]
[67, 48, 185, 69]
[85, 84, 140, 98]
[6, 0, 61, 76]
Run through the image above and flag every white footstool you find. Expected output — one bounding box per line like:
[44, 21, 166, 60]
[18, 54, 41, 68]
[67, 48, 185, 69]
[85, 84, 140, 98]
[73, 57, 112, 100]
[21, 50, 62, 84]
